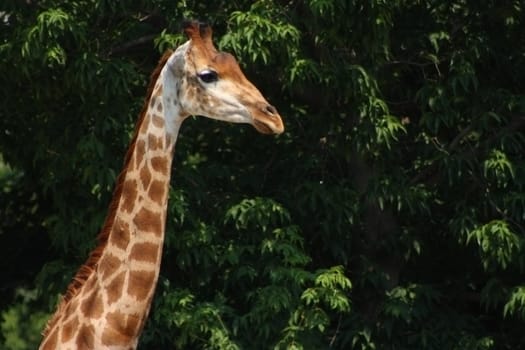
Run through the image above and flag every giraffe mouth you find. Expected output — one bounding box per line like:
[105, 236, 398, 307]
[252, 114, 284, 135]
[253, 119, 275, 134]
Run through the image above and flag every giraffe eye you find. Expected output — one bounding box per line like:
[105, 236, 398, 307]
[197, 70, 219, 83]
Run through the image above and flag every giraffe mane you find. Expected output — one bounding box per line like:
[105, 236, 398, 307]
[42, 49, 174, 337]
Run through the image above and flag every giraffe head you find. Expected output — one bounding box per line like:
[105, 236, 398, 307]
[165, 20, 284, 134]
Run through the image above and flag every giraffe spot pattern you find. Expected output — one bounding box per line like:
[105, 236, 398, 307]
[76, 324, 95, 350]
[124, 314, 141, 337]
[152, 114, 164, 128]
[82, 273, 97, 294]
[109, 218, 130, 250]
[148, 134, 163, 151]
[148, 179, 166, 205]
[98, 253, 121, 280]
[121, 179, 138, 213]
[129, 242, 159, 264]
[80, 289, 104, 319]
[150, 156, 168, 174]
[133, 207, 162, 235]
[60, 315, 79, 343]
[106, 270, 126, 305]
[101, 311, 139, 346]
[40, 327, 58, 350]
[135, 140, 146, 167]
[139, 166, 151, 189]
[64, 298, 80, 318]
[149, 96, 157, 109]
[127, 269, 156, 300]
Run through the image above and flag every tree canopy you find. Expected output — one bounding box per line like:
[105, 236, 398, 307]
[1, 1, 525, 349]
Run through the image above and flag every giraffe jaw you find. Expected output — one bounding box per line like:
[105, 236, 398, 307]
[203, 106, 284, 135]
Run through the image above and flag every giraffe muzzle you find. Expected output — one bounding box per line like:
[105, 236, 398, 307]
[252, 103, 284, 135]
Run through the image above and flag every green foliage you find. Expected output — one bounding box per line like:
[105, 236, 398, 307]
[466, 220, 522, 271]
[301, 266, 351, 312]
[220, 2, 300, 65]
[0, 289, 48, 350]
[504, 286, 525, 320]
[2, 0, 525, 349]
[483, 149, 515, 188]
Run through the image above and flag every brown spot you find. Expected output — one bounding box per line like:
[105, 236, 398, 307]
[125, 314, 141, 338]
[152, 114, 164, 127]
[156, 102, 163, 112]
[98, 253, 121, 280]
[41, 327, 58, 350]
[148, 180, 166, 205]
[80, 289, 103, 318]
[128, 269, 156, 300]
[61, 316, 79, 343]
[106, 270, 126, 305]
[135, 139, 146, 167]
[148, 134, 163, 150]
[140, 166, 151, 189]
[133, 207, 162, 235]
[120, 179, 138, 213]
[76, 324, 95, 350]
[101, 311, 140, 346]
[101, 328, 126, 346]
[149, 95, 157, 109]
[129, 242, 159, 264]
[150, 156, 168, 174]
[109, 218, 130, 250]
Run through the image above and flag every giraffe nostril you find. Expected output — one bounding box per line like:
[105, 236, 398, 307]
[265, 104, 277, 115]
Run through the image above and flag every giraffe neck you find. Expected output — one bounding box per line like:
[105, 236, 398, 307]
[89, 79, 178, 347]
[39, 55, 185, 350]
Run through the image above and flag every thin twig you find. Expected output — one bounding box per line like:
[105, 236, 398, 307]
[329, 315, 343, 347]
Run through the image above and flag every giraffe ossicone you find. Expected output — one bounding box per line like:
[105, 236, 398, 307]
[39, 20, 283, 350]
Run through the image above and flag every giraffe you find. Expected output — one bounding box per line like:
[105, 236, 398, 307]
[39, 20, 284, 350]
